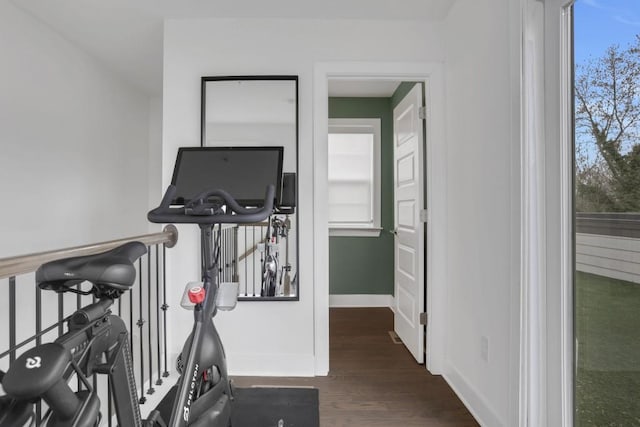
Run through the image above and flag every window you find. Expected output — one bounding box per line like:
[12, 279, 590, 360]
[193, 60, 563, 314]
[572, 1, 640, 425]
[328, 118, 381, 237]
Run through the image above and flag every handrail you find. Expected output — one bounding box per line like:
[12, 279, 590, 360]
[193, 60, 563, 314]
[0, 224, 178, 280]
[237, 222, 269, 263]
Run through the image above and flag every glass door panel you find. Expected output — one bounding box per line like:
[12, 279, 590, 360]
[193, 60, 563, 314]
[574, 1, 640, 424]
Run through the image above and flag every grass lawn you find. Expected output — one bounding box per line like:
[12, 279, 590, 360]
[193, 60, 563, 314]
[575, 271, 640, 426]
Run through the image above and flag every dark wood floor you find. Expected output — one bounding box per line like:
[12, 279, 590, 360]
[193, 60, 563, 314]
[232, 308, 478, 426]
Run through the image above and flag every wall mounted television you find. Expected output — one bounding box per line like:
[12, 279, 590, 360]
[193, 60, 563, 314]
[170, 146, 283, 207]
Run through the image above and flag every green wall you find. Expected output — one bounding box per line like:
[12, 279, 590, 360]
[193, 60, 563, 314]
[391, 82, 420, 108]
[329, 97, 394, 295]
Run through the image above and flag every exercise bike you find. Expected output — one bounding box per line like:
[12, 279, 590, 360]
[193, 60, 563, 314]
[0, 183, 275, 427]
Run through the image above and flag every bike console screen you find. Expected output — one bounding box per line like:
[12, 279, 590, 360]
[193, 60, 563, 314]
[170, 146, 283, 207]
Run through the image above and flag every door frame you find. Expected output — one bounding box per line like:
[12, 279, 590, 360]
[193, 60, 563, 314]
[520, 0, 574, 425]
[540, 0, 574, 425]
[312, 61, 446, 375]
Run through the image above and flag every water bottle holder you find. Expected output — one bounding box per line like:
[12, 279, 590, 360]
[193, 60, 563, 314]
[179, 281, 238, 311]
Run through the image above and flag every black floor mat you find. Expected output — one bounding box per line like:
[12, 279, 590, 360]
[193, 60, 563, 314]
[231, 387, 320, 427]
[151, 385, 319, 427]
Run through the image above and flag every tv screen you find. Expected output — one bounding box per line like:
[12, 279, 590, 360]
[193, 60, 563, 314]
[170, 146, 283, 207]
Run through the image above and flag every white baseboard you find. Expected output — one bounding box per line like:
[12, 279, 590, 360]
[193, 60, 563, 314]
[443, 365, 504, 427]
[329, 294, 394, 308]
[227, 353, 316, 377]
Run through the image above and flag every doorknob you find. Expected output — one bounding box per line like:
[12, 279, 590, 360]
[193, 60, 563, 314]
[389, 229, 398, 236]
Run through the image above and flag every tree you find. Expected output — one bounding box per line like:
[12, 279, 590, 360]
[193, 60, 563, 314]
[574, 36, 640, 212]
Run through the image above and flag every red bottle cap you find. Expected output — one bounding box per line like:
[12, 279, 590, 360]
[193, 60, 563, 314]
[188, 286, 205, 304]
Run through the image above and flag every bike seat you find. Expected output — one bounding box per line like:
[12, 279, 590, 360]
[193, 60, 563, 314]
[36, 242, 147, 293]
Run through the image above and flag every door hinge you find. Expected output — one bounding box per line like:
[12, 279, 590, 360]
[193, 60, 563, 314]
[418, 106, 427, 120]
[419, 312, 428, 326]
[420, 209, 428, 223]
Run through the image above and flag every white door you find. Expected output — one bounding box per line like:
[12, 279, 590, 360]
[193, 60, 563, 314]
[393, 84, 425, 363]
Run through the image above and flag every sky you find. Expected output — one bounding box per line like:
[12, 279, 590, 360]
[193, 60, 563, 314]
[574, 1, 640, 164]
[574, 0, 640, 66]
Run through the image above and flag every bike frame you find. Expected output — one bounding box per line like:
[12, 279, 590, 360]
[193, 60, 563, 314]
[21, 297, 142, 427]
[109, 224, 232, 426]
[166, 224, 231, 427]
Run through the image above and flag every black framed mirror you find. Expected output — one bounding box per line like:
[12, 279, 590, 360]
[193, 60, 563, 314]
[201, 76, 298, 301]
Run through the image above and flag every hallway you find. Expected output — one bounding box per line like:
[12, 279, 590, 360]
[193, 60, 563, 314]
[232, 307, 478, 426]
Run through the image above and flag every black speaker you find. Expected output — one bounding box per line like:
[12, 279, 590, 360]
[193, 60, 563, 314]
[280, 172, 296, 208]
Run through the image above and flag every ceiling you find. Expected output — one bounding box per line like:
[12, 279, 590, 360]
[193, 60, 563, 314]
[328, 79, 402, 98]
[11, 0, 455, 96]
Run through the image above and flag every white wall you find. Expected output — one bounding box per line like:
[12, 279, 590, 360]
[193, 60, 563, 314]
[0, 2, 529, 423]
[0, 0, 158, 414]
[163, 17, 443, 376]
[442, 0, 521, 426]
[0, 0, 156, 373]
[148, 95, 164, 231]
[0, 2, 527, 423]
[0, 0, 152, 258]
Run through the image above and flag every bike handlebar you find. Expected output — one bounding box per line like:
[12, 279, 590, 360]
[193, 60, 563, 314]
[148, 184, 276, 224]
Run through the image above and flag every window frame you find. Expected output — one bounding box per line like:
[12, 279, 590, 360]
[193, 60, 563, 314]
[522, 0, 575, 425]
[327, 118, 382, 237]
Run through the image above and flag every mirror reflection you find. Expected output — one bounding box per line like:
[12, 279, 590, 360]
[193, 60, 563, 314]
[201, 76, 298, 301]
